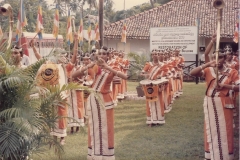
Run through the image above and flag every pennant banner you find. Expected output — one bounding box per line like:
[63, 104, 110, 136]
[66, 10, 73, 45]
[52, 5, 59, 39]
[36, 5, 43, 39]
[16, 0, 27, 42]
[78, 14, 84, 46]
[88, 20, 92, 44]
[121, 21, 126, 43]
[233, 22, 239, 43]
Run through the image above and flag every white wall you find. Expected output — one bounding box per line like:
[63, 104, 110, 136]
[104, 37, 234, 62]
[105, 39, 151, 59]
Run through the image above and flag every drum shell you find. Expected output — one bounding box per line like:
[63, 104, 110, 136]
[140, 79, 168, 101]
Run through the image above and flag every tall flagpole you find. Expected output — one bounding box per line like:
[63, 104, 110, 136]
[19, 0, 22, 47]
[99, 0, 103, 47]
[124, 0, 126, 52]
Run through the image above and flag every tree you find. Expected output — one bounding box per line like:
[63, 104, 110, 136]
[110, 0, 172, 22]
[0, 0, 53, 33]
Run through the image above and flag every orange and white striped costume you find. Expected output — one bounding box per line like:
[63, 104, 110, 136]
[142, 61, 165, 124]
[108, 58, 119, 104]
[67, 64, 96, 127]
[36, 62, 73, 138]
[121, 58, 129, 96]
[202, 67, 240, 160]
[117, 57, 124, 99]
[112, 56, 120, 103]
[87, 65, 120, 160]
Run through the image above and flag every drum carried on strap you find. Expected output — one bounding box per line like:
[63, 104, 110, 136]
[140, 78, 168, 101]
[36, 63, 68, 99]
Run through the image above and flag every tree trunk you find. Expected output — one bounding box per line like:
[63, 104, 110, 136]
[99, 0, 104, 47]
[150, 0, 155, 8]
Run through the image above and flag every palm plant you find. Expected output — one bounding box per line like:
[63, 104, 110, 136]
[0, 43, 83, 159]
[127, 52, 148, 81]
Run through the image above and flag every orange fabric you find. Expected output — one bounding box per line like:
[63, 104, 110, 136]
[158, 89, 165, 117]
[76, 90, 84, 118]
[58, 102, 68, 129]
[203, 66, 239, 159]
[106, 108, 114, 148]
[87, 64, 119, 159]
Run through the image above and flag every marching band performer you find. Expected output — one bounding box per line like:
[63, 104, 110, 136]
[173, 48, 185, 96]
[68, 52, 95, 133]
[224, 45, 239, 71]
[30, 33, 78, 145]
[72, 46, 127, 160]
[107, 49, 120, 106]
[112, 50, 120, 103]
[117, 51, 125, 100]
[140, 49, 165, 126]
[190, 50, 240, 160]
[120, 51, 130, 97]
[158, 50, 172, 113]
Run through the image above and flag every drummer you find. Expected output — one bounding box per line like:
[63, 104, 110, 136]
[107, 48, 119, 106]
[121, 51, 129, 97]
[30, 33, 79, 145]
[140, 49, 165, 126]
[158, 50, 172, 113]
[117, 51, 125, 100]
[68, 52, 96, 133]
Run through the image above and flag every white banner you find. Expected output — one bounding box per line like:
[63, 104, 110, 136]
[150, 26, 198, 54]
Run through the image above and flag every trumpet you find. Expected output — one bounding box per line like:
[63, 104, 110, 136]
[213, 0, 225, 85]
[0, 4, 13, 49]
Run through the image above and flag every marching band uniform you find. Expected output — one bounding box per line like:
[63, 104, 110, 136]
[117, 52, 124, 99]
[31, 34, 78, 144]
[68, 54, 95, 132]
[190, 51, 240, 160]
[112, 51, 120, 103]
[121, 52, 129, 96]
[108, 50, 120, 105]
[158, 50, 172, 113]
[141, 50, 165, 125]
[72, 47, 127, 160]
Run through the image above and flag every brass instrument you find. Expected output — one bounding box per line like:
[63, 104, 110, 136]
[0, 4, 13, 49]
[213, 0, 225, 85]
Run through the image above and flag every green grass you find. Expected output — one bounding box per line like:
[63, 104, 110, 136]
[126, 81, 139, 92]
[32, 82, 239, 160]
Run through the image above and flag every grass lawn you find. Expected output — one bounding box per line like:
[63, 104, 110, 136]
[32, 82, 239, 160]
[126, 81, 139, 91]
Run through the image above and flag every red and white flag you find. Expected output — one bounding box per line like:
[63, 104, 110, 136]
[233, 22, 239, 43]
[121, 21, 126, 43]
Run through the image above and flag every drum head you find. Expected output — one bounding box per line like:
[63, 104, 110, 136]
[140, 79, 152, 85]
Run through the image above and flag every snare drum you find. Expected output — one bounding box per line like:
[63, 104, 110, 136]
[140, 79, 161, 101]
[158, 77, 169, 91]
[36, 63, 68, 98]
[113, 76, 122, 84]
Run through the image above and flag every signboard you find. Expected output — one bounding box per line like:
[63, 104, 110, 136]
[150, 26, 198, 54]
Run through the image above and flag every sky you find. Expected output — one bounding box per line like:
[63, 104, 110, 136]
[112, 0, 149, 11]
[46, 0, 150, 11]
